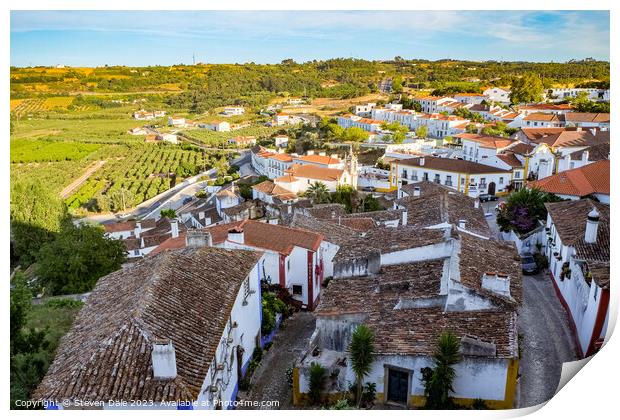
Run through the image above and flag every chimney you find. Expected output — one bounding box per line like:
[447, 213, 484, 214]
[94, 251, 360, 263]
[228, 227, 244, 244]
[134, 221, 142, 239]
[268, 218, 279, 225]
[170, 219, 179, 239]
[402, 209, 408, 226]
[585, 208, 600, 244]
[458, 219, 466, 229]
[186, 230, 213, 248]
[474, 198, 480, 209]
[307, 150, 315, 156]
[582, 150, 590, 164]
[331, 210, 336, 219]
[151, 340, 177, 380]
[482, 272, 511, 298]
[413, 186, 421, 197]
[419, 157, 425, 166]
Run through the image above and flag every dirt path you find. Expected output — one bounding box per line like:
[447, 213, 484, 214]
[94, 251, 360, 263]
[60, 160, 105, 198]
[238, 312, 316, 410]
[518, 273, 578, 408]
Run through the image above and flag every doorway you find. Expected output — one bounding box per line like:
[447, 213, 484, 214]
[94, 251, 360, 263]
[387, 368, 409, 405]
[488, 181, 496, 195]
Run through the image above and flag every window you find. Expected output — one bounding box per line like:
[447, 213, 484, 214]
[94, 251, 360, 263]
[287, 260, 290, 271]
[499, 177, 504, 185]
[423, 172, 429, 181]
[515, 171, 521, 178]
[292, 285, 303, 295]
[570, 162, 575, 169]
[594, 285, 598, 301]
[446, 175, 452, 186]
[434, 174, 440, 184]
[461, 177, 465, 185]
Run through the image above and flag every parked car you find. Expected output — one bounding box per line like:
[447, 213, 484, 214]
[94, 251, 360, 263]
[521, 253, 538, 274]
[182, 196, 193, 204]
[479, 194, 498, 202]
[362, 186, 376, 192]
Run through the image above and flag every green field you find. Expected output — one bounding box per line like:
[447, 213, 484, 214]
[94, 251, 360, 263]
[183, 125, 281, 147]
[11, 139, 101, 163]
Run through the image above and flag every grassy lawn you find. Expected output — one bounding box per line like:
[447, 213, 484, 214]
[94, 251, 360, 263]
[28, 300, 83, 351]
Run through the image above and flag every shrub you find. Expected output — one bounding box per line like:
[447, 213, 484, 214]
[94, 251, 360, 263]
[308, 362, 328, 404]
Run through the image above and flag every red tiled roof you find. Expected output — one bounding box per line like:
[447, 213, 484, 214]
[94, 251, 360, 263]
[396, 156, 510, 175]
[529, 160, 610, 197]
[456, 133, 514, 149]
[295, 154, 341, 165]
[287, 164, 344, 182]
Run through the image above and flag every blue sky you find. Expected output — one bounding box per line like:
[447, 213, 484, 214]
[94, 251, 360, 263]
[10, 10, 610, 66]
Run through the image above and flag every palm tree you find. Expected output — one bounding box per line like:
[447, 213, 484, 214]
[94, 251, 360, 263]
[424, 331, 461, 409]
[305, 182, 330, 204]
[349, 324, 375, 407]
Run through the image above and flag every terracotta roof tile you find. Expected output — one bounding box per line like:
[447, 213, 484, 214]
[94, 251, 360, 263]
[396, 156, 510, 175]
[34, 247, 263, 402]
[529, 160, 609, 197]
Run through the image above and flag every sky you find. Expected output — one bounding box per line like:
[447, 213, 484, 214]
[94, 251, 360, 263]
[10, 10, 610, 67]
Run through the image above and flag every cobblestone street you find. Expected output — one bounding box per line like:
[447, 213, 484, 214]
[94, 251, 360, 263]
[518, 273, 578, 408]
[238, 312, 316, 409]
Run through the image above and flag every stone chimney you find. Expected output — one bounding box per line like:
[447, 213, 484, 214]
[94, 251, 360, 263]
[228, 227, 244, 244]
[585, 208, 600, 244]
[458, 219, 466, 229]
[186, 230, 213, 248]
[419, 157, 425, 166]
[170, 219, 179, 239]
[151, 340, 177, 380]
[402, 209, 408, 226]
[134, 221, 142, 239]
[474, 198, 480, 209]
[413, 186, 421, 197]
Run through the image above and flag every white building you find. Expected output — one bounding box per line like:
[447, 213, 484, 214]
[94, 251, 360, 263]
[354, 102, 377, 117]
[337, 114, 382, 133]
[543, 200, 609, 358]
[222, 106, 245, 116]
[529, 160, 610, 203]
[483, 87, 511, 104]
[35, 244, 265, 410]
[168, 116, 186, 127]
[390, 156, 512, 197]
[453, 93, 487, 105]
[412, 96, 455, 114]
[547, 88, 610, 102]
[294, 226, 521, 409]
[274, 135, 289, 147]
[201, 120, 231, 132]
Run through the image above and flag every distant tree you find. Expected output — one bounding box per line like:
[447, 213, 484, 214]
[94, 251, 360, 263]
[342, 127, 369, 143]
[415, 125, 428, 139]
[10, 180, 67, 266]
[381, 121, 408, 144]
[305, 182, 330, 204]
[35, 223, 126, 295]
[212, 156, 230, 179]
[509, 73, 544, 105]
[422, 331, 461, 409]
[392, 75, 404, 94]
[349, 324, 375, 407]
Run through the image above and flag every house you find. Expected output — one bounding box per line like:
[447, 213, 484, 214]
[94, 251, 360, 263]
[34, 244, 265, 409]
[390, 156, 512, 197]
[251, 147, 295, 179]
[521, 113, 564, 128]
[252, 180, 298, 204]
[558, 141, 610, 173]
[128, 127, 148, 135]
[227, 136, 257, 147]
[202, 120, 231, 132]
[293, 152, 342, 168]
[513, 128, 608, 180]
[133, 110, 156, 120]
[168, 116, 186, 127]
[483, 87, 511, 104]
[274, 135, 289, 147]
[215, 186, 243, 219]
[116, 218, 185, 258]
[517, 103, 573, 116]
[275, 154, 358, 194]
[103, 219, 157, 240]
[563, 113, 610, 129]
[548, 88, 609, 102]
[287, 97, 305, 106]
[158, 133, 179, 144]
[222, 106, 245, 116]
[293, 227, 521, 408]
[412, 96, 455, 114]
[155, 220, 333, 311]
[337, 114, 382, 133]
[542, 200, 610, 357]
[176, 197, 220, 229]
[453, 93, 487, 105]
[528, 160, 610, 203]
[354, 102, 377, 117]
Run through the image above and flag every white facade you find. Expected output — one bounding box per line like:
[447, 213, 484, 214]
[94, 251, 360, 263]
[483, 87, 511, 104]
[548, 88, 609, 102]
[168, 116, 186, 127]
[337, 115, 382, 132]
[223, 106, 245, 116]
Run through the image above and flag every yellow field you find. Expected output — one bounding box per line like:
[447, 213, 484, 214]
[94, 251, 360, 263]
[10, 99, 23, 110]
[42, 97, 74, 109]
